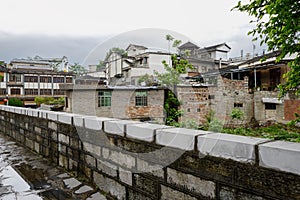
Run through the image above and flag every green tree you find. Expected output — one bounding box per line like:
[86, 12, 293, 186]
[96, 60, 106, 71]
[104, 47, 127, 61]
[69, 63, 87, 76]
[157, 35, 193, 126]
[233, 0, 300, 97]
[166, 34, 174, 54]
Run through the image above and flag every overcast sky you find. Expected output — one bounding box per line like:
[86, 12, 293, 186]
[0, 0, 266, 65]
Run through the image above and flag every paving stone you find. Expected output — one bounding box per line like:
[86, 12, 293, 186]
[57, 173, 70, 178]
[63, 177, 82, 189]
[74, 185, 93, 194]
[87, 192, 107, 200]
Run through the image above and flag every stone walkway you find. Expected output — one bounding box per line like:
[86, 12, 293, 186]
[0, 133, 107, 200]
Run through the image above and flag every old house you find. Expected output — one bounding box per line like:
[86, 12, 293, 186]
[0, 57, 74, 106]
[178, 42, 231, 75]
[61, 82, 166, 123]
[105, 44, 172, 86]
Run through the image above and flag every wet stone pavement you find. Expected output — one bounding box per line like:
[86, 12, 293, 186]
[0, 134, 107, 200]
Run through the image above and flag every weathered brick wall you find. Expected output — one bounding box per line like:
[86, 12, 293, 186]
[0, 106, 300, 200]
[68, 87, 165, 123]
[284, 100, 300, 120]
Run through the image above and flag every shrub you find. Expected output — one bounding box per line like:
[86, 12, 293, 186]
[230, 108, 244, 120]
[8, 98, 23, 107]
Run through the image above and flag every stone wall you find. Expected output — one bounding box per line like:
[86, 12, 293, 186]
[284, 99, 300, 120]
[0, 105, 300, 200]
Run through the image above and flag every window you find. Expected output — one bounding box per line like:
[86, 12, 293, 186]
[66, 77, 73, 83]
[187, 108, 191, 112]
[40, 89, 51, 95]
[197, 108, 201, 112]
[143, 57, 148, 64]
[10, 88, 21, 95]
[0, 73, 4, 82]
[24, 76, 38, 82]
[0, 89, 6, 95]
[25, 89, 38, 95]
[135, 91, 147, 106]
[53, 77, 64, 83]
[208, 95, 215, 100]
[234, 103, 243, 108]
[54, 90, 64, 95]
[40, 76, 52, 83]
[98, 91, 112, 107]
[265, 103, 276, 110]
[9, 74, 21, 82]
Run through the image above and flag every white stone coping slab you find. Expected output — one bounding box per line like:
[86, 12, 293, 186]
[57, 113, 82, 125]
[84, 117, 116, 130]
[39, 110, 51, 119]
[74, 115, 85, 127]
[47, 111, 58, 121]
[198, 133, 270, 163]
[156, 128, 205, 151]
[126, 123, 170, 142]
[27, 108, 39, 117]
[259, 141, 300, 175]
[104, 120, 142, 136]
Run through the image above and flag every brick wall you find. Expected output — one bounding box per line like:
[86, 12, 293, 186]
[1, 106, 300, 200]
[284, 100, 300, 120]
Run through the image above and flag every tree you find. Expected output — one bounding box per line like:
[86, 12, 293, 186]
[69, 63, 87, 76]
[166, 34, 174, 54]
[96, 60, 106, 71]
[156, 35, 193, 125]
[233, 0, 300, 97]
[104, 47, 127, 61]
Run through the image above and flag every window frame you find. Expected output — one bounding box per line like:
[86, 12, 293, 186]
[135, 91, 148, 107]
[98, 91, 112, 107]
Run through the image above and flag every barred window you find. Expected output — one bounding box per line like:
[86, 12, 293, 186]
[98, 91, 112, 107]
[135, 91, 147, 106]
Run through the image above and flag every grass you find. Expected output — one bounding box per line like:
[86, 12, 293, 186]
[222, 124, 300, 143]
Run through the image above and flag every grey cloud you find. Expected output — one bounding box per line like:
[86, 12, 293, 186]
[0, 32, 107, 65]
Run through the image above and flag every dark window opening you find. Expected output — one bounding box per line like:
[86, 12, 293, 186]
[234, 103, 243, 108]
[265, 103, 276, 110]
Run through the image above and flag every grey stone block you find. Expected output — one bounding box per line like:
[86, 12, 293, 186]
[93, 172, 126, 200]
[167, 168, 215, 198]
[119, 167, 132, 186]
[97, 159, 118, 177]
[161, 185, 197, 200]
[136, 158, 164, 178]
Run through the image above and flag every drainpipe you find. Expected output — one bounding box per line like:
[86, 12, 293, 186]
[254, 68, 257, 88]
